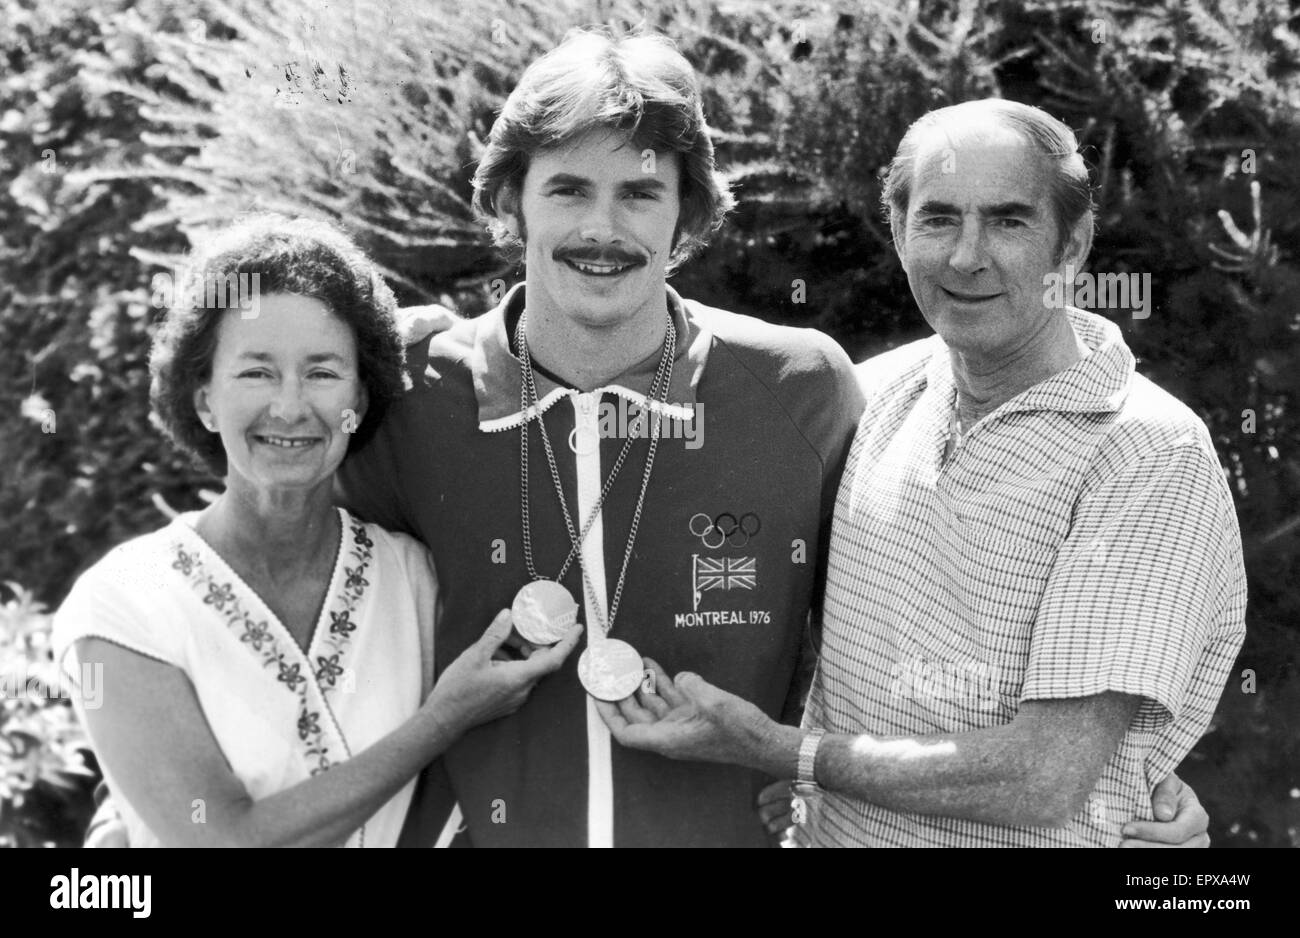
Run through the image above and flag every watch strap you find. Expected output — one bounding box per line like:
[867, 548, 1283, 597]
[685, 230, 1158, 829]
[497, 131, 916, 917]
[797, 729, 826, 786]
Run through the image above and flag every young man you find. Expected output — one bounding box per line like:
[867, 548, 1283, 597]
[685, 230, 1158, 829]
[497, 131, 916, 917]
[597, 99, 1244, 848]
[337, 30, 861, 847]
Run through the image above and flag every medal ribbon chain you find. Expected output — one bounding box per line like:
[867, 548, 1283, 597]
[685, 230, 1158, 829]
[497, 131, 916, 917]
[517, 312, 663, 582]
[517, 310, 676, 636]
[516, 311, 674, 584]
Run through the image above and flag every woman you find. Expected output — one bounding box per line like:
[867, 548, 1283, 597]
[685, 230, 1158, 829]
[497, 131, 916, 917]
[53, 216, 581, 847]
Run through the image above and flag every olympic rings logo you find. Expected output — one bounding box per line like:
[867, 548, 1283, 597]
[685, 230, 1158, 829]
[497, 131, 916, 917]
[689, 511, 761, 548]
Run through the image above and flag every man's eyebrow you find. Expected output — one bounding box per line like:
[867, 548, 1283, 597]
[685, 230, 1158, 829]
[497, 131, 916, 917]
[620, 177, 668, 191]
[540, 173, 591, 188]
[913, 200, 1040, 217]
[981, 201, 1039, 218]
[915, 200, 961, 216]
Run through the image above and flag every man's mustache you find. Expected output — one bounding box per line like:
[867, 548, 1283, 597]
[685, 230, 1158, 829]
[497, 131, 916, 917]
[553, 246, 649, 266]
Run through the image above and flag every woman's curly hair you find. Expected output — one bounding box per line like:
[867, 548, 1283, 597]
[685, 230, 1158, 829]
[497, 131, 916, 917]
[149, 215, 408, 477]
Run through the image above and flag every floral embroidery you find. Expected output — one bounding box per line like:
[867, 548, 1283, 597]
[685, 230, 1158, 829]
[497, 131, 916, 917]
[298, 711, 321, 741]
[169, 510, 374, 786]
[172, 550, 196, 576]
[315, 653, 344, 687]
[240, 618, 272, 651]
[329, 610, 355, 636]
[306, 741, 331, 772]
[315, 520, 375, 707]
[204, 582, 235, 609]
[276, 657, 307, 691]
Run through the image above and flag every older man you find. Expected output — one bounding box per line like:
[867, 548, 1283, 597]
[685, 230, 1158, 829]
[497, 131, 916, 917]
[601, 98, 1245, 847]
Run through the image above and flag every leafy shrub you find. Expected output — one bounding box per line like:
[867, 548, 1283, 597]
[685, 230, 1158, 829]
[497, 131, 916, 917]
[2, 0, 1296, 846]
[0, 582, 97, 847]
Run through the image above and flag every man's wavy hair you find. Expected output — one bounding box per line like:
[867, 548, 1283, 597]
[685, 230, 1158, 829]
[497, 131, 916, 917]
[472, 28, 735, 273]
[882, 98, 1097, 264]
[149, 215, 407, 477]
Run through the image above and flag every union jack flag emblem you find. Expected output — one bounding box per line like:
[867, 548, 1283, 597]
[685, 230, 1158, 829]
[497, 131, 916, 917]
[692, 554, 757, 611]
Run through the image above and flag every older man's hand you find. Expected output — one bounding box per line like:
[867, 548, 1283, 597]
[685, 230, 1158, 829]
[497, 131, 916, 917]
[396, 303, 460, 345]
[594, 658, 773, 769]
[1120, 772, 1211, 847]
[756, 780, 799, 847]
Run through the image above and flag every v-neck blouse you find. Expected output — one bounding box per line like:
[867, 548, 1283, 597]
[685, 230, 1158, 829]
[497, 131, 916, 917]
[53, 508, 437, 848]
[177, 509, 349, 667]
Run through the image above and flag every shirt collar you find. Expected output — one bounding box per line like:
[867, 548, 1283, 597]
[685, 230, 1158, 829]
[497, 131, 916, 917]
[924, 306, 1134, 416]
[471, 283, 711, 432]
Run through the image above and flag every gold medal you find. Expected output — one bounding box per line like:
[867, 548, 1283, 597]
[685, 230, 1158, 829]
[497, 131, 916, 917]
[512, 580, 579, 645]
[577, 639, 646, 702]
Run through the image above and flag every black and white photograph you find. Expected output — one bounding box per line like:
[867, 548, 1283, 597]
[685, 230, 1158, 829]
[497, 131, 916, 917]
[0, 0, 1294, 888]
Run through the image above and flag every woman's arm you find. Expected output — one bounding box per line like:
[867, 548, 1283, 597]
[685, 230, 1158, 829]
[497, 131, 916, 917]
[77, 610, 580, 847]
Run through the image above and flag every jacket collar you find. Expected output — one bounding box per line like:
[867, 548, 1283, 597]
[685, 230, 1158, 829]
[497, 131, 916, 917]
[471, 283, 711, 432]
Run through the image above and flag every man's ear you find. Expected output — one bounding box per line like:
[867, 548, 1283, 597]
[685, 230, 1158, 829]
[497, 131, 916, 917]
[1057, 213, 1093, 270]
[497, 185, 522, 242]
[193, 386, 215, 433]
[890, 211, 908, 266]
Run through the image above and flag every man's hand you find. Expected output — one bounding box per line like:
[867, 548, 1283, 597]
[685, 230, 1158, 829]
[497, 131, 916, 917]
[84, 781, 129, 847]
[1120, 772, 1210, 847]
[86, 822, 129, 848]
[594, 659, 780, 770]
[757, 779, 797, 846]
[396, 303, 460, 345]
[85, 814, 129, 848]
[757, 780, 795, 835]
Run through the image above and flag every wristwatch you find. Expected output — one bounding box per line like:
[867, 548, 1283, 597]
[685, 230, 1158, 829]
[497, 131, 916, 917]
[797, 729, 826, 787]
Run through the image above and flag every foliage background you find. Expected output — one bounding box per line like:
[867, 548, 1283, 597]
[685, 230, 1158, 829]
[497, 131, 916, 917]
[2, 0, 1296, 846]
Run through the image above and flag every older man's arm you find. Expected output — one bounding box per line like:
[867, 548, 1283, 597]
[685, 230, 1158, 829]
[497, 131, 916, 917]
[600, 662, 1136, 828]
[809, 693, 1138, 827]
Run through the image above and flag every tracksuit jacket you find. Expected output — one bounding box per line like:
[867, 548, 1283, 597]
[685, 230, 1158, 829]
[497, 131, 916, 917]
[338, 284, 863, 847]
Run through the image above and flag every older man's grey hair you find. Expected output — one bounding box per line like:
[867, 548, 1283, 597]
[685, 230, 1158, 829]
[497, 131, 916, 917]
[882, 99, 1096, 263]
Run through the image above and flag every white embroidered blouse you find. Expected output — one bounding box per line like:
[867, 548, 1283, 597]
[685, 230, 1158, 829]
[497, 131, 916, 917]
[53, 507, 436, 847]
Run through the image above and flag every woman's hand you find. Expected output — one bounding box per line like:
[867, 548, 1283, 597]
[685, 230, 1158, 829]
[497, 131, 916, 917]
[427, 610, 583, 735]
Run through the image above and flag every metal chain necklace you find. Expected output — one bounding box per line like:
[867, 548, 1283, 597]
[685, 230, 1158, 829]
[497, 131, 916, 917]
[517, 314, 673, 587]
[511, 309, 676, 702]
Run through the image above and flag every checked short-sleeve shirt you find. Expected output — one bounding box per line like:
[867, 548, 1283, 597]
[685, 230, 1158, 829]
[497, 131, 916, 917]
[801, 307, 1247, 847]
